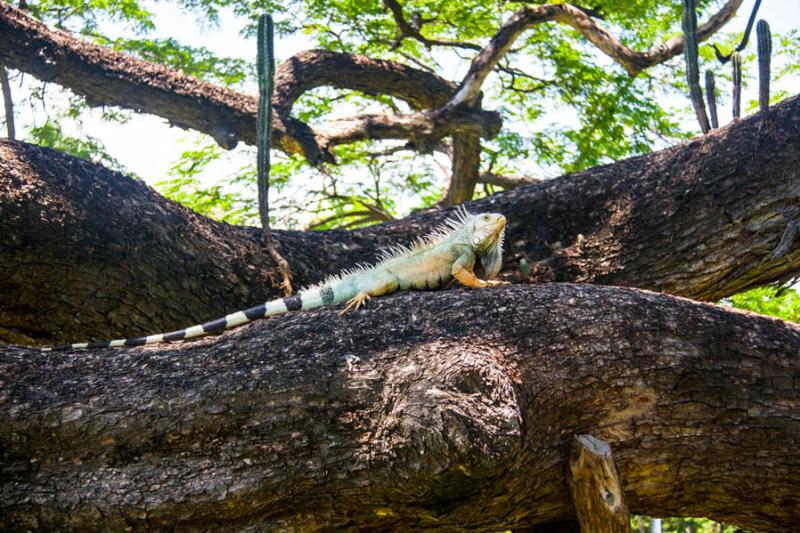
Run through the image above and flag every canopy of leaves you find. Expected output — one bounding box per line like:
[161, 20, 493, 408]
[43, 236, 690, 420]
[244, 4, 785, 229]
[12, 0, 797, 230]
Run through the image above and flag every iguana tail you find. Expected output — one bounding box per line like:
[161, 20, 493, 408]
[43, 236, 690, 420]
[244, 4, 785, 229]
[41, 282, 357, 351]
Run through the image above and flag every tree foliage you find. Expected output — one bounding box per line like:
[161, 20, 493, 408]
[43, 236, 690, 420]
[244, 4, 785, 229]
[5, 0, 795, 229]
[632, 516, 738, 533]
[728, 285, 800, 323]
[27, 119, 125, 171]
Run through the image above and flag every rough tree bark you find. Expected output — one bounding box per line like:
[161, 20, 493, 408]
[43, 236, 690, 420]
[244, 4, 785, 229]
[1, 95, 798, 344]
[1, 284, 799, 531]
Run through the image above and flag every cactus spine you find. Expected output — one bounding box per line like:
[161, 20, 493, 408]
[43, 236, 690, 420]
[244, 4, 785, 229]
[756, 19, 771, 122]
[682, 0, 710, 134]
[705, 70, 718, 129]
[731, 52, 742, 119]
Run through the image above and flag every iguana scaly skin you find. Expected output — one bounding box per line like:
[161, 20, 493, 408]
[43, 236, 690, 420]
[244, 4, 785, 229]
[42, 209, 506, 351]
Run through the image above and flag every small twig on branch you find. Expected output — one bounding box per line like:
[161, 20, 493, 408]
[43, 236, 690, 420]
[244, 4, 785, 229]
[498, 62, 555, 94]
[257, 13, 292, 296]
[396, 50, 439, 73]
[331, 194, 394, 222]
[306, 210, 373, 230]
[712, 0, 762, 64]
[382, 0, 481, 51]
[306, 199, 394, 230]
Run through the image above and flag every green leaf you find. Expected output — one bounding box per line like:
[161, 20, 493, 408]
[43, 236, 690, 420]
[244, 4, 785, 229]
[727, 286, 800, 323]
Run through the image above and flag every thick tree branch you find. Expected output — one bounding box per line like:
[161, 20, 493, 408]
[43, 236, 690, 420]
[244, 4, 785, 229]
[479, 171, 542, 189]
[450, 0, 743, 107]
[1, 95, 798, 343]
[0, 2, 312, 157]
[316, 106, 502, 146]
[0, 3, 500, 164]
[272, 49, 457, 114]
[1, 284, 799, 530]
[445, 132, 482, 205]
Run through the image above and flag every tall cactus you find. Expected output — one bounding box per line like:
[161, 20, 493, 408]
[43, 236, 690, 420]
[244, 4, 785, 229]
[705, 70, 718, 129]
[682, 0, 710, 134]
[757, 19, 772, 123]
[731, 52, 742, 119]
[257, 13, 275, 221]
[256, 13, 293, 295]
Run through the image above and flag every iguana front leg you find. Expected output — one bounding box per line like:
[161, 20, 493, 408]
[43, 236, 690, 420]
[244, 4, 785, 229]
[452, 251, 508, 289]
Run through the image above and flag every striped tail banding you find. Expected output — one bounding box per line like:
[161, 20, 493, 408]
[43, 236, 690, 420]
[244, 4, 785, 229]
[40, 287, 340, 352]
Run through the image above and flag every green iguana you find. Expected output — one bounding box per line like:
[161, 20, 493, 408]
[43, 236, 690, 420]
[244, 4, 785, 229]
[43, 209, 507, 351]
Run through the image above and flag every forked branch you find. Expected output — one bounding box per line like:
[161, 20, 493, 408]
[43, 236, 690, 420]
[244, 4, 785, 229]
[449, 0, 743, 108]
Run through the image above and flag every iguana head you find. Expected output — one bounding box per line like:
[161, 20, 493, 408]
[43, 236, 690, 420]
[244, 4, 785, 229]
[469, 212, 506, 252]
[469, 212, 506, 279]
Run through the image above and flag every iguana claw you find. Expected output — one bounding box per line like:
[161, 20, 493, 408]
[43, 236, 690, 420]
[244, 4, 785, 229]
[340, 291, 371, 315]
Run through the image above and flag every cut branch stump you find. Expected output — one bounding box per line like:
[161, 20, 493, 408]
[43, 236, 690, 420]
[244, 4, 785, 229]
[568, 434, 631, 533]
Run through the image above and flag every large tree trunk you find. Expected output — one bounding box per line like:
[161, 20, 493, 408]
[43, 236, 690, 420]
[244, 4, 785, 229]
[1, 284, 798, 531]
[1, 95, 798, 345]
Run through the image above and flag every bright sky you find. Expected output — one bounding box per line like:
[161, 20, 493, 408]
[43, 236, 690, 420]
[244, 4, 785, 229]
[8, 0, 800, 222]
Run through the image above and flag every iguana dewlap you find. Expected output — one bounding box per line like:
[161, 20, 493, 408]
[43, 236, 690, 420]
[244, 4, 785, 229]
[43, 208, 507, 351]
